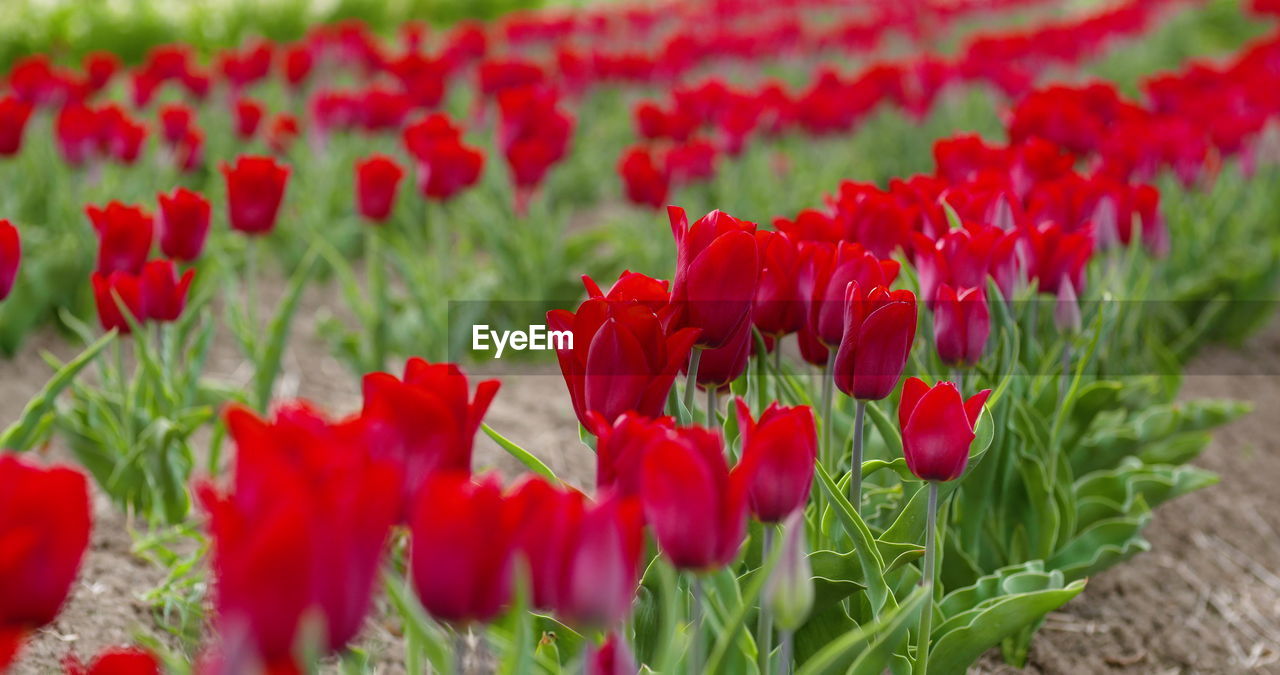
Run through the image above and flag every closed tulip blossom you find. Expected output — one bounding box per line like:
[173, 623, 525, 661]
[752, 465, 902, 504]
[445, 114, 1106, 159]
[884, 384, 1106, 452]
[91, 271, 143, 333]
[354, 154, 405, 223]
[410, 473, 518, 625]
[640, 425, 749, 570]
[221, 156, 290, 236]
[138, 260, 195, 322]
[798, 241, 901, 348]
[0, 220, 19, 301]
[233, 98, 264, 139]
[752, 230, 803, 339]
[199, 404, 400, 673]
[87, 202, 154, 275]
[547, 273, 700, 429]
[666, 207, 759, 350]
[587, 411, 674, 498]
[734, 399, 817, 523]
[618, 146, 670, 210]
[0, 96, 33, 156]
[933, 285, 991, 367]
[588, 634, 638, 675]
[361, 358, 500, 513]
[0, 455, 92, 671]
[898, 378, 991, 482]
[833, 283, 917, 401]
[689, 320, 752, 394]
[157, 187, 211, 261]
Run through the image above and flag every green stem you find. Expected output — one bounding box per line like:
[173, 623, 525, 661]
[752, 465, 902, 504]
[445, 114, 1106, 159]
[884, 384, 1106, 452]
[773, 343, 782, 400]
[706, 385, 717, 427]
[246, 237, 260, 345]
[683, 348, 703, 414]
[779, 630, 793, 675]
[115, 338, 132, 443]
[851, 400, 866, 515]
[915, 482, 940, 675]
[820, 351, 835, 471]
[757, 526, 775, 675]
[365, 224, 387, 372]
[690, 574, 704, 675]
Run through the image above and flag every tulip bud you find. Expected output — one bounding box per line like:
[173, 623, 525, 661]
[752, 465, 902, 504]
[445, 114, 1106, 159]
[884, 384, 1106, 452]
[221, 155, 290, 236]
[666, 207, 759, 349]
[87, 202, 154, 275]
[354, 154, 405, 223]
[735, 398, 817, 523]
[933, 285, 990, 367]
[764, 511, 813, 633]
[833, 283, 917, 401]
[0, 96, 33, 156]
[233, 98, 264, 139]
[618, 146, 669, 210]
[157, 187, 211, 262]
[898, 378, 991, 482]
[0, 220, 20, 301]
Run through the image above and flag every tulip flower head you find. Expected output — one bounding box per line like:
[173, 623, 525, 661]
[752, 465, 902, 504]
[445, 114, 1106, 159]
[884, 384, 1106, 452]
[0, 454, 92, 671]
[0, 96, 33, 156]
[354, 154, 405, 223]
[734, 399, 817, 523]
[587, 411, 675, 498]
[666, 206, 759, 349]
[0, 220, 19, 301]
[87, 202, 154, 275]
[157, 187, 211, 262]
[833, 283, 917, 401]
[933, 285, 991, 367]
[798, 241, 901, 348]
[639, 425, 749, 570]
[898, 378, 991, 482]
[222, 155, 290, 236]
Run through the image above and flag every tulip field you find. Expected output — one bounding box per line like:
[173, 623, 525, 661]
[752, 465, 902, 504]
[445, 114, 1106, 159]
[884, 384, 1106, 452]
[4, 0, 1280, 672]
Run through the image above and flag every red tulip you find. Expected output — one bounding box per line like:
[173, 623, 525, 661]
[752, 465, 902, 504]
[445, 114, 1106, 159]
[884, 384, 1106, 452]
[157, 187, 211, 261]
[833, 283, 917, 401]
[139, 260, 195, 323]
[63, 646, 160, 675]
[0, 454, 91, 671]
[618, 146, 669, 210]
[157, 104, 194, 145]
[666, 207, 759, 349]
[222, 156, 290, 236]
[199, 403, 400, 672]
[233, 99, 264, 140]
[1025, 221, 1092, 296]
[798, 241, 900, 348]
[640, 425, 749, 570]
[175, 129, 204, 172]
[82, 52, 120, 93]
[354, 155, 405, 223]
[0, 96, 33, 156]
[266, 114, 299, 155]
[752, 230, 803, 338]
[410, 473, 517, 624]
[87, 202, 153, 275]
[55, 104, 99, 166]
[898, 378, 990, 482]
[497, 86, 574, 195]
[91, 271, 143, 333]
[0, 220, 19, 301]
[688, 319, 752, 392]
[665, 138, 717, 187]
[282, 45, 313, 87]
[547, 274, 700, 428]
[508, 480, 644, 629]
[404, 117, 486, 203]
[734, 399, 817, 523]
[932, 285, 990, 367]
[588, 634, 638, 675]
[587, 411, 674, 498]
[361, 358, 500, 513]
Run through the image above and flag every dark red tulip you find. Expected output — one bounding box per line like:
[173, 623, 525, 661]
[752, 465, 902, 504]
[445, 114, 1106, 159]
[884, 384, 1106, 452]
[199, 403, 399, 672]
[63, 646, 160, 675]
[87, 202, 153, 275]
[91, 271, 143, 333]
[640, 425, 749, 570]
[547, 274, 700, 429]
[157, 104, 194, 145]
[282, 45, 313, 87]
[734, 399, 817, 523]
[139, 260, 195, 323]
[497, 86, 574, 196]
[665, 138, 717, 186]
[82, 52, 120, 93]
[798, 241, 900, 348]
[797, 326, 830, 367]
[361, 358, 500, 513]
[55, 104, 100, 166]
[833, 283, 917, 401]
[586, 411, 674, 498]
[1025, 221, 1092, 296]
[222, 156, 290, 236]
[410, 472, 517, 625]
[932, 285, 990, 368]
[157, 187, 211, 262]
[0, 220, 19, 301]
[588, 634, 638, 675]
[0, 96, 33, 156]
[666, 207, 759, 349]
[618, 146, 669, 210]
[508, 479, 644, 630]
[233, 98, 264, 140]
[175, 129, 204, 173]
[0, 454, 91, 671]
[403, 116, 486, 202]
[753, 230, 803, 338]
[688, 319, 752, 392]
[266, 114, 299, 155]
[898, 378, 990, 482]
[354, 154, 405, 223]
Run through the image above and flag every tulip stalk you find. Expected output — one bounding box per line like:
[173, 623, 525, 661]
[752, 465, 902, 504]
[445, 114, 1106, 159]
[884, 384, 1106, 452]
[365, 225, 388, 372]
[683, 348, 703, 415]
[850, 400, 866, 514]
[689, 575, 704, 675]
[757, 525, 775, 675]
[915, 481, 940, 675]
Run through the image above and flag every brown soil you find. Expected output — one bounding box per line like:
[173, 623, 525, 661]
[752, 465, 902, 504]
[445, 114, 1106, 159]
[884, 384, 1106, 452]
[5, 277, 1280, 672]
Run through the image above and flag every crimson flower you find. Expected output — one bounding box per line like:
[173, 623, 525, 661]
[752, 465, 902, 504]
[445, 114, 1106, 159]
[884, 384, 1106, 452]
[833, 283, 917, 401]
[898, 378, 990, 482]
[932, 285, 991, 367]
[666, 206, 759, 349]
[618, 146, 669, 210]
[87, 202, 153, 275]
[0, 96, 33, 156]
[0, 220, 19, 301]
[0, 454, 91, 671]
[734, 399, 817, 523]
[62, 646, 160, 675]
[752, 230, 803, 338]
[354, 154, 405, 223]
[222, 156, 290, 236]
[157, 187, 211, 262]
[640, 425, 749, 570]
[798, 241, 900, 348]
[587, 411, 675, 498]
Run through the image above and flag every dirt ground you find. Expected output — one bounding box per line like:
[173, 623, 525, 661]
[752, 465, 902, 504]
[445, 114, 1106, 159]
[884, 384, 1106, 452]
[6, 275, 1280, 673]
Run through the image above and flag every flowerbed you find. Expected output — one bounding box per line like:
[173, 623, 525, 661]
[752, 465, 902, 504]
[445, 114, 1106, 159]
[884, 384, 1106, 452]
[0, 0, 1277, 673]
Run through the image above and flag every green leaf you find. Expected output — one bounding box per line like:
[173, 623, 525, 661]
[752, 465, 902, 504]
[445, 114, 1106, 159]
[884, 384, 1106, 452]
[481, 424, 559, 482]
[0, 331, 113, 451]
[384, 570, 453, 674]
[253, 247, 319, 411]
[795, 586, 927, 675]
[863, 400, 903, 458]
[814, 463, 891, 616]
